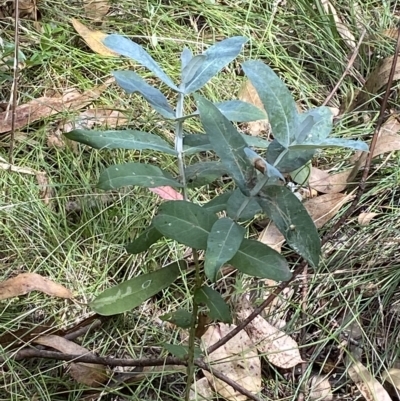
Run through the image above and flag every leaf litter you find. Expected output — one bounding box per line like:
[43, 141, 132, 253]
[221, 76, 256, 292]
[201, 324, 261, 401]
[0, 273, 72, 300]
[34, 335, 108, 387]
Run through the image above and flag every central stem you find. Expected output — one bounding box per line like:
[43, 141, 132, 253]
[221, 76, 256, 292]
[175, 92, 188, 201]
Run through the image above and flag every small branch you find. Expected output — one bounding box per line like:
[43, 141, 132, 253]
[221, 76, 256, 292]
[323, 29, 367, 106]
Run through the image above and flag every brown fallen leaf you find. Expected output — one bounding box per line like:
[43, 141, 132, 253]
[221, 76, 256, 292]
[308, 375, 333, 401]
[358, 212, 379, 226]
[0, 273, 72, 300]
[0, 82, 111, 134]
[190, 377, 214, 401]
[350, 55, 400, 110]
[36, 171, 53, 206]
[348, 361, 392, 401]
[383, 368, 400, 392]
[64, 108, 128, 131]
[258, 222, 285, 253]
[236, 302, 303, 369]
[309, 166, 356, 194]
[321, 0, 356, 50]
[34, 335, 107, 386]
[84, 0, 110, 20]
[351, 115, 400, 165]
[201, 324, 261, 401]
[304, 193, 354, 229]
[71, 19, 118, 57]
[238, 80, 269, 136]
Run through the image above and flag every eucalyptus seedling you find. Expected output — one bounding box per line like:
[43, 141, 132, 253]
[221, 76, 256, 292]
[64, 33, 368, 395]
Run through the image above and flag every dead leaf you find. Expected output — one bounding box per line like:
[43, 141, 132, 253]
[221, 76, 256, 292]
[190, 377, 214, 401]
[0, 273, 72, 300]
[309, 167, 355, 193]
[258, 222, 285, 253]
[71, 19, 118, 57]
[382, 29, 399, 40]
[383, 368, 400, 391]
[351, 115, 400, 165]
[348, 361, 392, 401]
[236, 303, 303, 369]
[304, 193, 353, 229]
[308, 375, 333, 401]
[64, 108, 128, 131]
[321, 0, 356, 50]
[0, 82, 111, 134]
[36, 171, 53, 206]
[350, 55, 400, 110]
[358, 212, 379, 226]
[201, 324, 261, 401]
[34, 335, 107, 386]
[149, 186, 184, 200]
[84, 0, 110, 20]
[238, 80, 269, 136]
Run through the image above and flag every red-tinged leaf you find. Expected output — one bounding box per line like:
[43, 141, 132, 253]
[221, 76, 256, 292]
[149, 186, 183, 200]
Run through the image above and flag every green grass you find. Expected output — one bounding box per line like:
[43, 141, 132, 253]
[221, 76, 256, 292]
[1, 0, 400, 399]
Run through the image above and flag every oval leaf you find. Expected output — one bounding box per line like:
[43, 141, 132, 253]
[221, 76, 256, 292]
[257, 185, 320, 267]
[194, 285, 232, 323]
[153, 201, 218, 249]
[160, 308, 193, 328]
[185, 161, 228, 187]
[98, 163, 182, 190]
[215, 100, 268, 122]
[204, 218, 245, 281]
[103, 34, 178, 90]
[229, 238, 291, 281]
[196, 95, 255, 194]
[183, 36, 248, 94]
[65, 129, 176, 155]
[242, 60, 298, 148]
[181, 47, 193, 71]
[203, 191, 233, 213]
[113, 71, 175, 119]
[296, 106, 333, 143]
[289, 138, 369, 151]
[90, 260, 184, 315]
[125, 224, 163, 254]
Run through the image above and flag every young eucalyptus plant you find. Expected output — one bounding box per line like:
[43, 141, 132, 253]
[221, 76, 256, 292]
[64, 33, 368, 380]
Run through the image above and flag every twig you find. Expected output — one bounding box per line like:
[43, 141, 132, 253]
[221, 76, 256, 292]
[323, 29, 367, 106]
[64, 319, 102, 341]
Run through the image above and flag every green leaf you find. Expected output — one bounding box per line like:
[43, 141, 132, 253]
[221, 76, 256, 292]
[229, 238, 291, 281]
[203, 191, 233, 213]
[215, 100, 267, 122]
[160, 309, 193, 328]
[181, 47, 193, 71]
[196, 95, 255, 194]
[257, 185, 320, 267]
[153, 201, 218, 249]
[226, 189, 262, 221]
[98, 163, 182, 190]
[295, 107, 333, 143]
[205, 218, 245, 281]
[125, 224, 163, 254]
[103, 35, 178, 91]
[181, 55, 206, 85]
[183, 133, 270, 155]
[289, 138, 369, 151]
[182, 36, 248, 94]
[194, 286, 232, 323]
[242, 60, 299, 148]
[113, 71, 175, 119]
[65, 129, 176, 155]
[90, 260, 184, 315]
[244, 147, 285, 181]
[266, 139, 315, 173]
[162, 343, 202, 359]
[185, 161, 228, 187]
